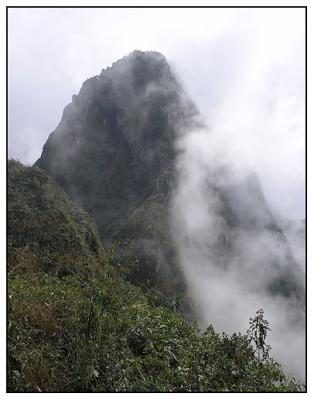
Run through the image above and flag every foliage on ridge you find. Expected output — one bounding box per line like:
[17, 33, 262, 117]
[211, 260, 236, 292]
[8, 160, 105, 278]
[7, 160, 304, 392]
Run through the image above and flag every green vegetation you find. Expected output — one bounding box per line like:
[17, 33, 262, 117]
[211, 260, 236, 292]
[8, 160, 105, 278]
[7, 160, 304, 392]
[8, 267, 303, 392]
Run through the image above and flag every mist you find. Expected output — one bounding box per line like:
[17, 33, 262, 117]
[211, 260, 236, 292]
[8, 7, 304, 220]
[170, 123, 305, 379]
[167, 11, 305, 376]
[8, 6, 305, 380]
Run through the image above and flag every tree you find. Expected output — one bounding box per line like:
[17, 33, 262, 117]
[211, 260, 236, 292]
[247, 309, 271, 361]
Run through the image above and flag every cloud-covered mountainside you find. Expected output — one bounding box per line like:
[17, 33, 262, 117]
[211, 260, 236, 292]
[35, 50, 199, 294]
[35, 50, 305, 378]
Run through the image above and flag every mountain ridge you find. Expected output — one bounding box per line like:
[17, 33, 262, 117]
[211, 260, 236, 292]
[35, 50, 304, 304]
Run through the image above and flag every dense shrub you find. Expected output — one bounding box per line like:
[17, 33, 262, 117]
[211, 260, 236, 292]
[8, 265, 303, 392]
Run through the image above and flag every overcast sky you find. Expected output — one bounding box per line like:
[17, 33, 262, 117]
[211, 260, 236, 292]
[8, 7, 305, 219]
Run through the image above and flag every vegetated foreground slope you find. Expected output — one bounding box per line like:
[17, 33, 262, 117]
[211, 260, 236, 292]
[8, 160, 105, 278]
[8, 160, 304, 392]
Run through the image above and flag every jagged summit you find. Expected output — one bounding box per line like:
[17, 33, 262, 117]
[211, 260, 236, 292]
[100, 50, 169, 77]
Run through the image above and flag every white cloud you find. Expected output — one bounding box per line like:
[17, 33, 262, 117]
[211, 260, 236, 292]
[8, 7, 305, 217]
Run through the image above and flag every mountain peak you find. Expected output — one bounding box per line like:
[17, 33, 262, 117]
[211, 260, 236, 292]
[97, 50, 171, 87]
[105, 49, 167, 69]
[35, 51, 198, 245]
[103, 50, 168, 72]
[87, 50, 180, 107]
[35, 52, 303, 307]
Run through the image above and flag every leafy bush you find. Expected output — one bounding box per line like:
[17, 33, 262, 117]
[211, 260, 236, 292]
[8, 265, 304, 392]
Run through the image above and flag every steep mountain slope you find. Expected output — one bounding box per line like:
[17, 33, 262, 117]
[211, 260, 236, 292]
[36, 51, 197, 239]
[207, 170, 304, 300]
[35, 50, 200, 291]
[8, 161, 303, 392]
[275, 214, 305, 272]
[35, 50, 304, 304]
[8, 159, 105, 278]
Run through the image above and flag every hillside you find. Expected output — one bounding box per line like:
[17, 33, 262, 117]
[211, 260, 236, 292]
[7, 160, 303, 392]
[8, 160, 105, 278]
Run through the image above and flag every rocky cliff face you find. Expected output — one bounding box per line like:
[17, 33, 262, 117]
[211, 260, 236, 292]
[36, 50, 200, 291]
[35, 50, 304, 303]
[36, 51, 198, 237]
[276, 215, 305, 272]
